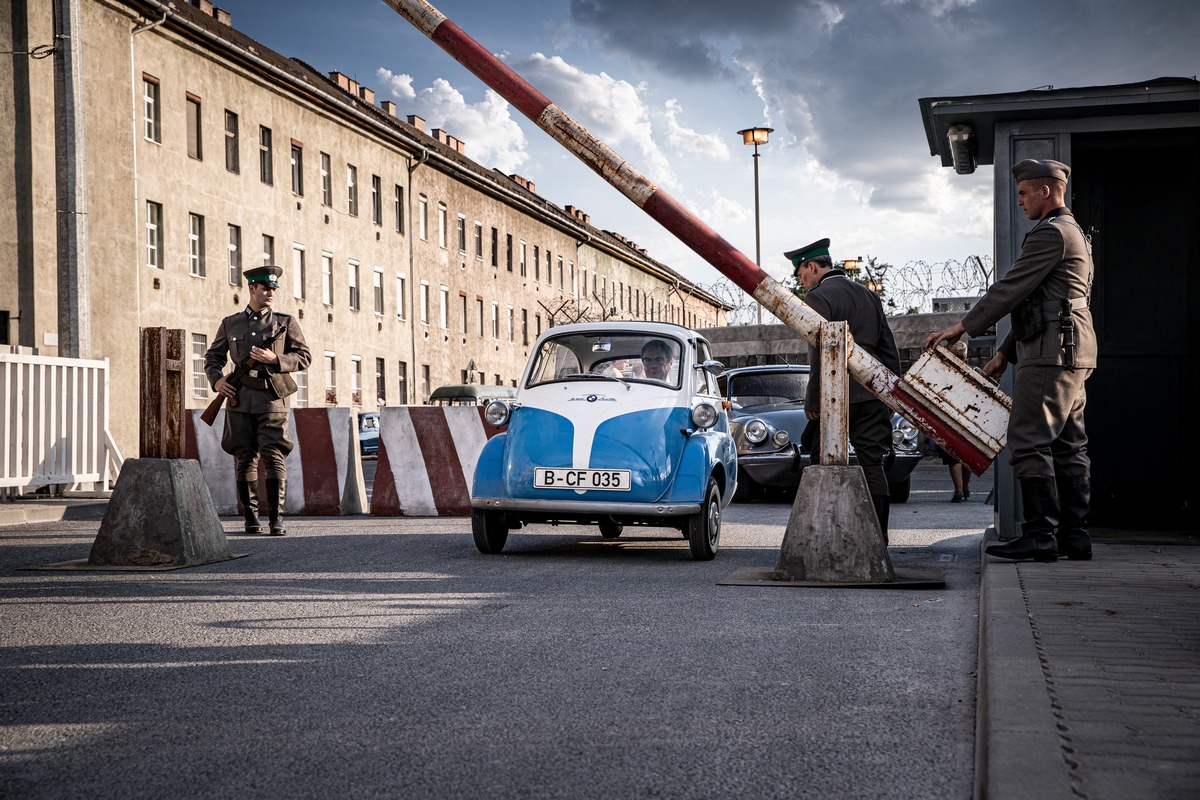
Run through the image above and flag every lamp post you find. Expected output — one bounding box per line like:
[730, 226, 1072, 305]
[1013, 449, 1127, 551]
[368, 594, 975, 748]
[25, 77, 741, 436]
[737, 127, 773, 325]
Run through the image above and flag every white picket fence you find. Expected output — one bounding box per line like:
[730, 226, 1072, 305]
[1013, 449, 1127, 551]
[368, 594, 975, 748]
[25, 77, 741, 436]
[0, 351, 123, 498]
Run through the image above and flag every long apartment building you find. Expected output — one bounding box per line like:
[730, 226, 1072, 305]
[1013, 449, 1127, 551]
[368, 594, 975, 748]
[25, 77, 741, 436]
[2, 0, 730, 458]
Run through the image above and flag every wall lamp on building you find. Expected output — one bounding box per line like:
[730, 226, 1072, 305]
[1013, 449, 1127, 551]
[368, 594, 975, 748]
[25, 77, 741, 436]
[947, 124, 977, 175]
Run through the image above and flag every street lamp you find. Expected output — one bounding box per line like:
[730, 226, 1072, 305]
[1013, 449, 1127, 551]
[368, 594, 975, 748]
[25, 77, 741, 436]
[737, 127, 773, 325]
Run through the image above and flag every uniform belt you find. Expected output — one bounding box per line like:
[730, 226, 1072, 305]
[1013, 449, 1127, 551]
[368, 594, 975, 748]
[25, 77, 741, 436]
[239, 376, 271, 391]
[1041, 296, 1089, 318]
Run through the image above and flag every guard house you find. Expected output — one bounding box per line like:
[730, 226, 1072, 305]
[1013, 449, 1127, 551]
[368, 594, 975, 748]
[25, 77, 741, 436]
[920, 77, 1200, 535]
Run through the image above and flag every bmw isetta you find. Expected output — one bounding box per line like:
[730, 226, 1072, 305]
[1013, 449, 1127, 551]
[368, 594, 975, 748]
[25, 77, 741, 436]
[471, 321, 737, 560]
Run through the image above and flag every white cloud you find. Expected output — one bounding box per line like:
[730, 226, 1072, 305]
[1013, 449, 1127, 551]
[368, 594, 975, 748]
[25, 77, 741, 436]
[662, 99, 730, 160]
[375, 67, 416, 100]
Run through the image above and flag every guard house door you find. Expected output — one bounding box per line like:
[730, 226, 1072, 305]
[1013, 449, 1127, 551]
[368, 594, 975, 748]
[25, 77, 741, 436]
[1072, 128, 1200, 530]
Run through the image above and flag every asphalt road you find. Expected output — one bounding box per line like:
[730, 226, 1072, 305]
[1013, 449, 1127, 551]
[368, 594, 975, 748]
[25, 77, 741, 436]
[1, 463, 992, 800]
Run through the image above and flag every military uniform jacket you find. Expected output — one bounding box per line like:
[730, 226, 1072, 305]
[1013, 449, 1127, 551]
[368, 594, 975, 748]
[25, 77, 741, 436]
[962, 208, 1096, 369]
[804, 270, 901, 407]
[205, 307, 312, 413]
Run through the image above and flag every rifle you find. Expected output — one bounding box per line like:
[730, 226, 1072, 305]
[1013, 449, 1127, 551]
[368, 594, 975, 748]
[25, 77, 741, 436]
[200, 321, 290, 427]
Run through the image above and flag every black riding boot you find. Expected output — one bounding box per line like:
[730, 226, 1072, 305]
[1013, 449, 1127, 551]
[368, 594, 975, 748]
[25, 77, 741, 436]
[1056, 474, 1092, 561]
[872, 494, 890, 544]
[237, 480, 264, 534]
[266, 478, 287, 536]
[986, 476, 1059, 562]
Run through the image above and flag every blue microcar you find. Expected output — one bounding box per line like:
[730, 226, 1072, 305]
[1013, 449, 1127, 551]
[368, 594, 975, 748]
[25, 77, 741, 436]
[471, 322, 737, 560]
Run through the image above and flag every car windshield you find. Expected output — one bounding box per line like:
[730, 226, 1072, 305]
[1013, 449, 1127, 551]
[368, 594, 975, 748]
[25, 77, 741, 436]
[726, 372, 809, 409]
[526, 333, 683, 389]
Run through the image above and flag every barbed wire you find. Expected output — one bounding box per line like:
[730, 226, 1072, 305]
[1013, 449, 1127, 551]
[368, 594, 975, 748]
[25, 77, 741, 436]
[688, 255, 994, 324]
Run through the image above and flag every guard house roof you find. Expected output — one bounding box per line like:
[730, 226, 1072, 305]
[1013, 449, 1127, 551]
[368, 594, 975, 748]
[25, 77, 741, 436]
[919, 77, 1200, 168]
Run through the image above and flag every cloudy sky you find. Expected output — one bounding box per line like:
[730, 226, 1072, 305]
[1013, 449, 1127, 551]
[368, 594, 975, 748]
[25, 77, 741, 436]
[226, 0, 1197, 307]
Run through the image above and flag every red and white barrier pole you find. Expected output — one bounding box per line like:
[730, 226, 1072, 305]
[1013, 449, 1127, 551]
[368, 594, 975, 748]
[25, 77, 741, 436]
[381, 0, 1001, 474]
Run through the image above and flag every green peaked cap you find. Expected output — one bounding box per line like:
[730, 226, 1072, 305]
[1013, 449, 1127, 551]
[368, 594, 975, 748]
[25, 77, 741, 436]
[783, 238, 830, 267]
[244, 265, 283, 287]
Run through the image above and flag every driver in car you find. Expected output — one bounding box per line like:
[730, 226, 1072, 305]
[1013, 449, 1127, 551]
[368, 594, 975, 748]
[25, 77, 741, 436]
[640, 339, 675, 382]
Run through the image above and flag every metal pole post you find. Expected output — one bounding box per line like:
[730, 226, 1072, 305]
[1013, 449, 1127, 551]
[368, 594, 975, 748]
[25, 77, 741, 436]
[752, 142, 762, 326]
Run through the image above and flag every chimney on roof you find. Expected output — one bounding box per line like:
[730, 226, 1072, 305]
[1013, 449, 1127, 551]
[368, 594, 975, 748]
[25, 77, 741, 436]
[526, 180, 536, 194]
[213, 6, 231, 25]
[455, 139, 465, 155]
[192, 0, 214, 16]
[446, 134, 458, 151]
[381, 100, 396, 117]
[330, 71, 350, 92]
[407, 114, 425, 132]
[582, 213, 590, 225]
[347, 77, 359, 96]
[431, 128, 449, 145]
[565, 205, 576, 216]
[358, 86, 375, 105]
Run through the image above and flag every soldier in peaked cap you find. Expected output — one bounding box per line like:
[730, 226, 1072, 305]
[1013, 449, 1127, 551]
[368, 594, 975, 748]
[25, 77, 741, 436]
[927, 158, 1096, 563]
[205, 265, 311, 535]
[787, 237, 902, 541]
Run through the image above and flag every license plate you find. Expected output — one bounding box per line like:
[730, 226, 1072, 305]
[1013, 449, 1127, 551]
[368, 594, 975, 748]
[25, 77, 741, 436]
[534, 468, 632, 491]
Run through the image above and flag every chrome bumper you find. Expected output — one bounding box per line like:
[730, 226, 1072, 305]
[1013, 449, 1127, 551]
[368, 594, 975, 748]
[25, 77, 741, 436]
[472, 497, 700, 516]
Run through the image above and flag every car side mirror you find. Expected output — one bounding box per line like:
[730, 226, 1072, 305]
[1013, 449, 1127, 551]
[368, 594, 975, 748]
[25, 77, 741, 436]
[693, 359, 725, 376]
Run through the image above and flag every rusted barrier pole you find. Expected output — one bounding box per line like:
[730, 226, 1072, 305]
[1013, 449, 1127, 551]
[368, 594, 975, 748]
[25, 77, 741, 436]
[381, 0, 998, 474]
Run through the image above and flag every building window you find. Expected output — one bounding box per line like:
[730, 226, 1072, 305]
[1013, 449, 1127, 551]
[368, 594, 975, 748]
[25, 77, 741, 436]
[490, 227, 498, 267]
[419, 281, 429, 324]
[191, 334, 208, 399]
[186, 94, 202, 160]
[142, 75, 160, 143]
[293, 369, 308, 408]
[440, 286, 449, 329]
[546, 251, 552, 286]
[290, 142, 304, 196]
[394, 184, 404, 233]
[421, 365, 431, 404]
[261, 234, 274, 266]
[476, 298, 484, 337]
[375, 358, 386, 406]
[324, 353, 337, 405]
[460, 293, 468, 333]
[347, 164, 359, 216]
[521, 308, 529, 346]
[145, 201, 162, 269]
[321, 252, 333, 305]
[373, 268, 384, 315]
[559, 258, 565, 290]
[437, 204, 447, 248]
[224, 110, 239, 172]
[188, 213, 205, 277]
[227, 224, 242, 286]
[506, 234, 513, 272]
[259, 126, 272, 185]
[320, 152, 331, 206]
[398, 361, 408, 404]
[520, 242, 527, 277]
[491, 301, 499, 339]
[474, 222, 483, 260]
[371, 175, 382, 225]
[507, 305, 514, 342]
[396, 274, 407, 320]
[351, 356, 363, 405]
[457, 214, 467, 253]
[292, 244, 305, 299]
[533, 245, 539, 281]
[418, 195, 428, 240]
[348, 261, 360, 311]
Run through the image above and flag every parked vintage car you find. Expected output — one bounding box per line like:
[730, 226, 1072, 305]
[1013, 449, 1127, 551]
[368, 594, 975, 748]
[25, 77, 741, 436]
[358, 412, 380, 457]
[717, 364, 922, 503]
[470, 322, 737, 560]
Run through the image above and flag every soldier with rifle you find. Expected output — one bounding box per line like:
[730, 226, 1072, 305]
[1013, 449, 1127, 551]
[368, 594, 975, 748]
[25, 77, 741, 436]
[205, 265, 311, 535]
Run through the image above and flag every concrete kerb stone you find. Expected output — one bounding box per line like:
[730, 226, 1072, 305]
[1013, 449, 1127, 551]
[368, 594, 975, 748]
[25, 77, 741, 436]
[975, 531, 1075, 800]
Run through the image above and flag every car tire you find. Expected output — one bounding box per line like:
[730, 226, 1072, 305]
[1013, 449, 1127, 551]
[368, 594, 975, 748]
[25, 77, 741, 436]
[471, 508, 509, 554]
[599, 519, 623, 539]
[732, 472, 761, 503]
[686, 478, 722, 561]
[889, 476, 911, 504]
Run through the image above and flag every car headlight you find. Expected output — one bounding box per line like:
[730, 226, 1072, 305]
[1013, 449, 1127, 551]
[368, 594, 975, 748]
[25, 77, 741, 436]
[773, 430, 790, 447]
[744, 419, 769, 444]
[484, 400, 511, 427]
[691, 403, 719, 429]
[892, 417, 918, 450]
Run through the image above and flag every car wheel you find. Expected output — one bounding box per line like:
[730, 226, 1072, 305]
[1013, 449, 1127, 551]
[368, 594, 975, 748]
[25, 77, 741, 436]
[599, 519, 623, 539]
[471, 508, 509, 554]
[686, 478, 722, 561]
[889, 476, 911, 504]
[732, 472, 760, 503]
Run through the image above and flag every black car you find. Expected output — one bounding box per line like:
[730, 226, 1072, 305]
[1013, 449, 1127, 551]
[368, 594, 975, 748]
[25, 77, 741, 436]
[718, 364, 922, 503]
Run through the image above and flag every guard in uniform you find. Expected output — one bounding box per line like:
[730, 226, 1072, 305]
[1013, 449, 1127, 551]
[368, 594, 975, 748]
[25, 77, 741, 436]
[926, 159, 1096, 562]
[787, 238, 902, 541]
[205, 265, 311, 535]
